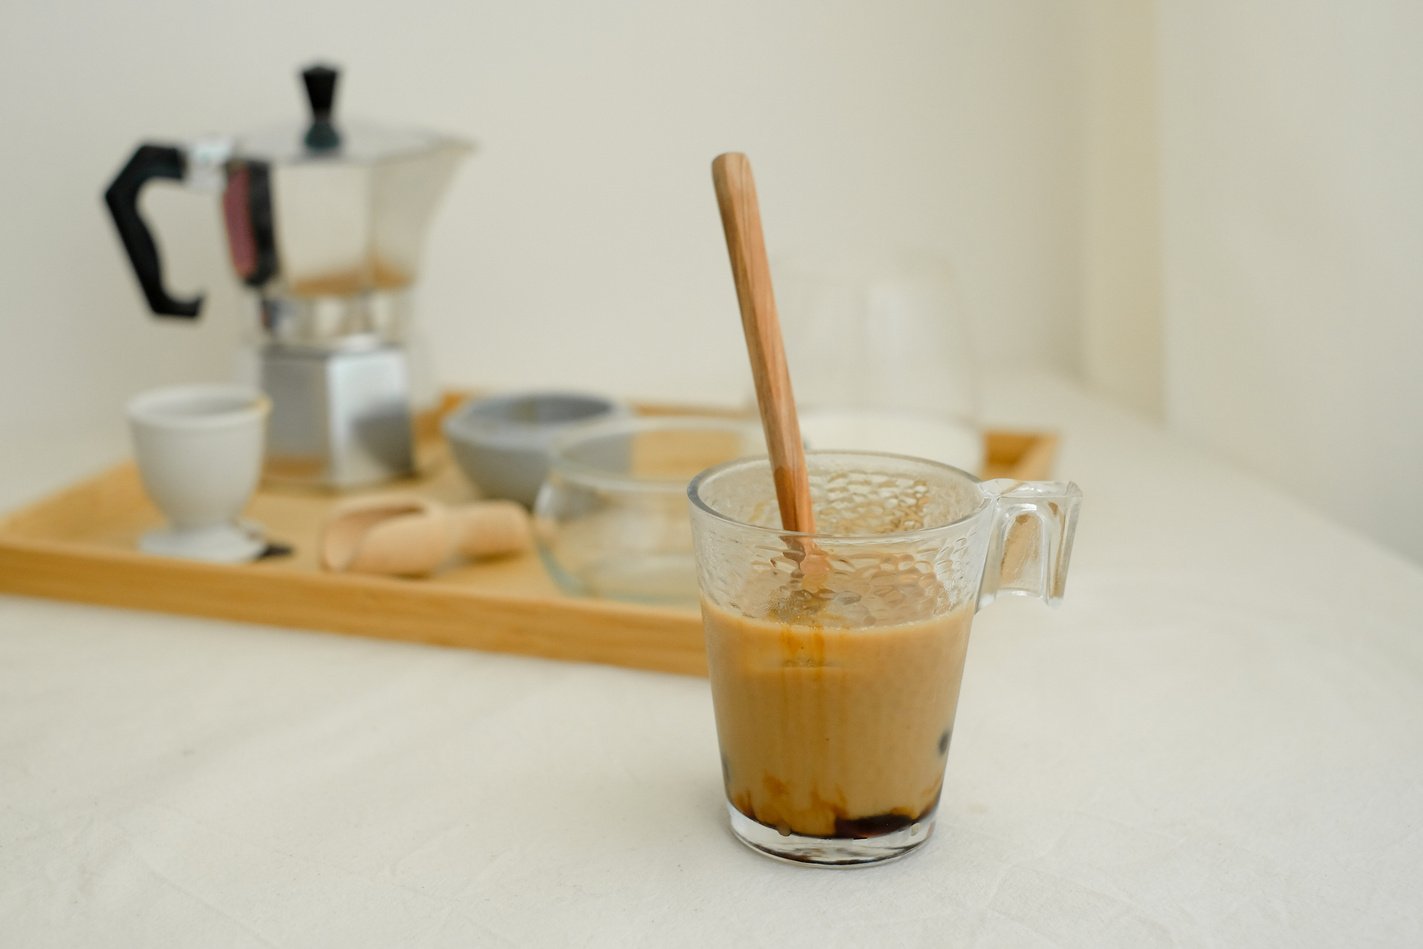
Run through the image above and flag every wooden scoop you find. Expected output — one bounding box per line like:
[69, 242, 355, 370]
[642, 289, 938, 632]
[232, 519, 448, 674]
[320, 494, 532, 577]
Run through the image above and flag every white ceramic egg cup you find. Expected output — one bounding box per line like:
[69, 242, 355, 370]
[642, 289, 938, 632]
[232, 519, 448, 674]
[126, 383, 271, 563]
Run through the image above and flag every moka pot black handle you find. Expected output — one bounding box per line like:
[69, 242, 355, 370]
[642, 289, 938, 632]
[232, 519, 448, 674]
[103, 143, 203, 318]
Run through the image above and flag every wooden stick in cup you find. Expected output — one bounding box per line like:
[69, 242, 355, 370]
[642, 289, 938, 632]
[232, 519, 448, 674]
[711, 152, 818, 539]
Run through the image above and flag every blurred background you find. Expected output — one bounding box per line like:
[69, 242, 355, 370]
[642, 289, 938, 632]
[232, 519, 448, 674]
[1, 0, 1420, 563]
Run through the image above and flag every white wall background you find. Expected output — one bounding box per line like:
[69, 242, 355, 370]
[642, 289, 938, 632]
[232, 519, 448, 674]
[0, 0, 1084, 439]
[1080, 0, 1163, 419]
[1156, 1, 1423, 564]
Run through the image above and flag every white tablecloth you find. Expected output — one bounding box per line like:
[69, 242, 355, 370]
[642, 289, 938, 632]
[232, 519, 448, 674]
[3, 372, 1420, 947]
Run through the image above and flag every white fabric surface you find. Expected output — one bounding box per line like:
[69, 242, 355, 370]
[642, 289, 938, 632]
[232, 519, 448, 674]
[3, 372, 1421, 946]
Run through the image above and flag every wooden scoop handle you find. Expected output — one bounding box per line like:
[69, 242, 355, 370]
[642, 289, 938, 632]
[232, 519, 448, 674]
[711, 152, 816, 534]
[321, 496, 531, 577]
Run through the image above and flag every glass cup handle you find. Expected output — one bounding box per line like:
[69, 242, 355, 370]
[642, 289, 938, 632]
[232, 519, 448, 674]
[978, 480, 1082, 608]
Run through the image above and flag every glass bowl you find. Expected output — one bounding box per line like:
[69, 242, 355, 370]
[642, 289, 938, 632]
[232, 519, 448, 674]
[533, 416, 761, 606]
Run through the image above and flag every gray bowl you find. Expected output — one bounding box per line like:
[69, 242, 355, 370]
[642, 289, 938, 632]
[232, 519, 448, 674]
[442, 392, 627, 506]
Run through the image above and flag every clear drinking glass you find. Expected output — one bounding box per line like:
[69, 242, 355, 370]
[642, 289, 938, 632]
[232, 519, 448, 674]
[774, 250, 984, 473]
[688, 451, 1080, 866]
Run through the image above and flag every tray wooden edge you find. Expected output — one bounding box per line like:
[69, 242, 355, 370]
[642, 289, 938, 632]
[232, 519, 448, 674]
[983, 430, 1058, 481]
[0, 534, 708, 677]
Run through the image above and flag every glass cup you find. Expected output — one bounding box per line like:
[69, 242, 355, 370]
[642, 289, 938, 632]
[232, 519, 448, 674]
[774, 249, 984, 473]
[533, 416, 761, 605]
[688, 451, 1080, 866]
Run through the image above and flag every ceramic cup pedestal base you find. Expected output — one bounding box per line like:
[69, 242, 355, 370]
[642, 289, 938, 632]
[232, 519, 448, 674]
[139, 520, 266, 564]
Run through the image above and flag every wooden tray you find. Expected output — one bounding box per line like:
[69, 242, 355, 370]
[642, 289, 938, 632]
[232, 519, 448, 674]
[0, 398, 1057, 677]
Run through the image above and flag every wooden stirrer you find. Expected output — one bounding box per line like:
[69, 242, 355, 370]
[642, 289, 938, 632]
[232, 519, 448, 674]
[711, 152, 818, 541]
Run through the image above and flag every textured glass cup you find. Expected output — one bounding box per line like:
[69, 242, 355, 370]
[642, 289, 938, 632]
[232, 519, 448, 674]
[689, 451, 1080, 866]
